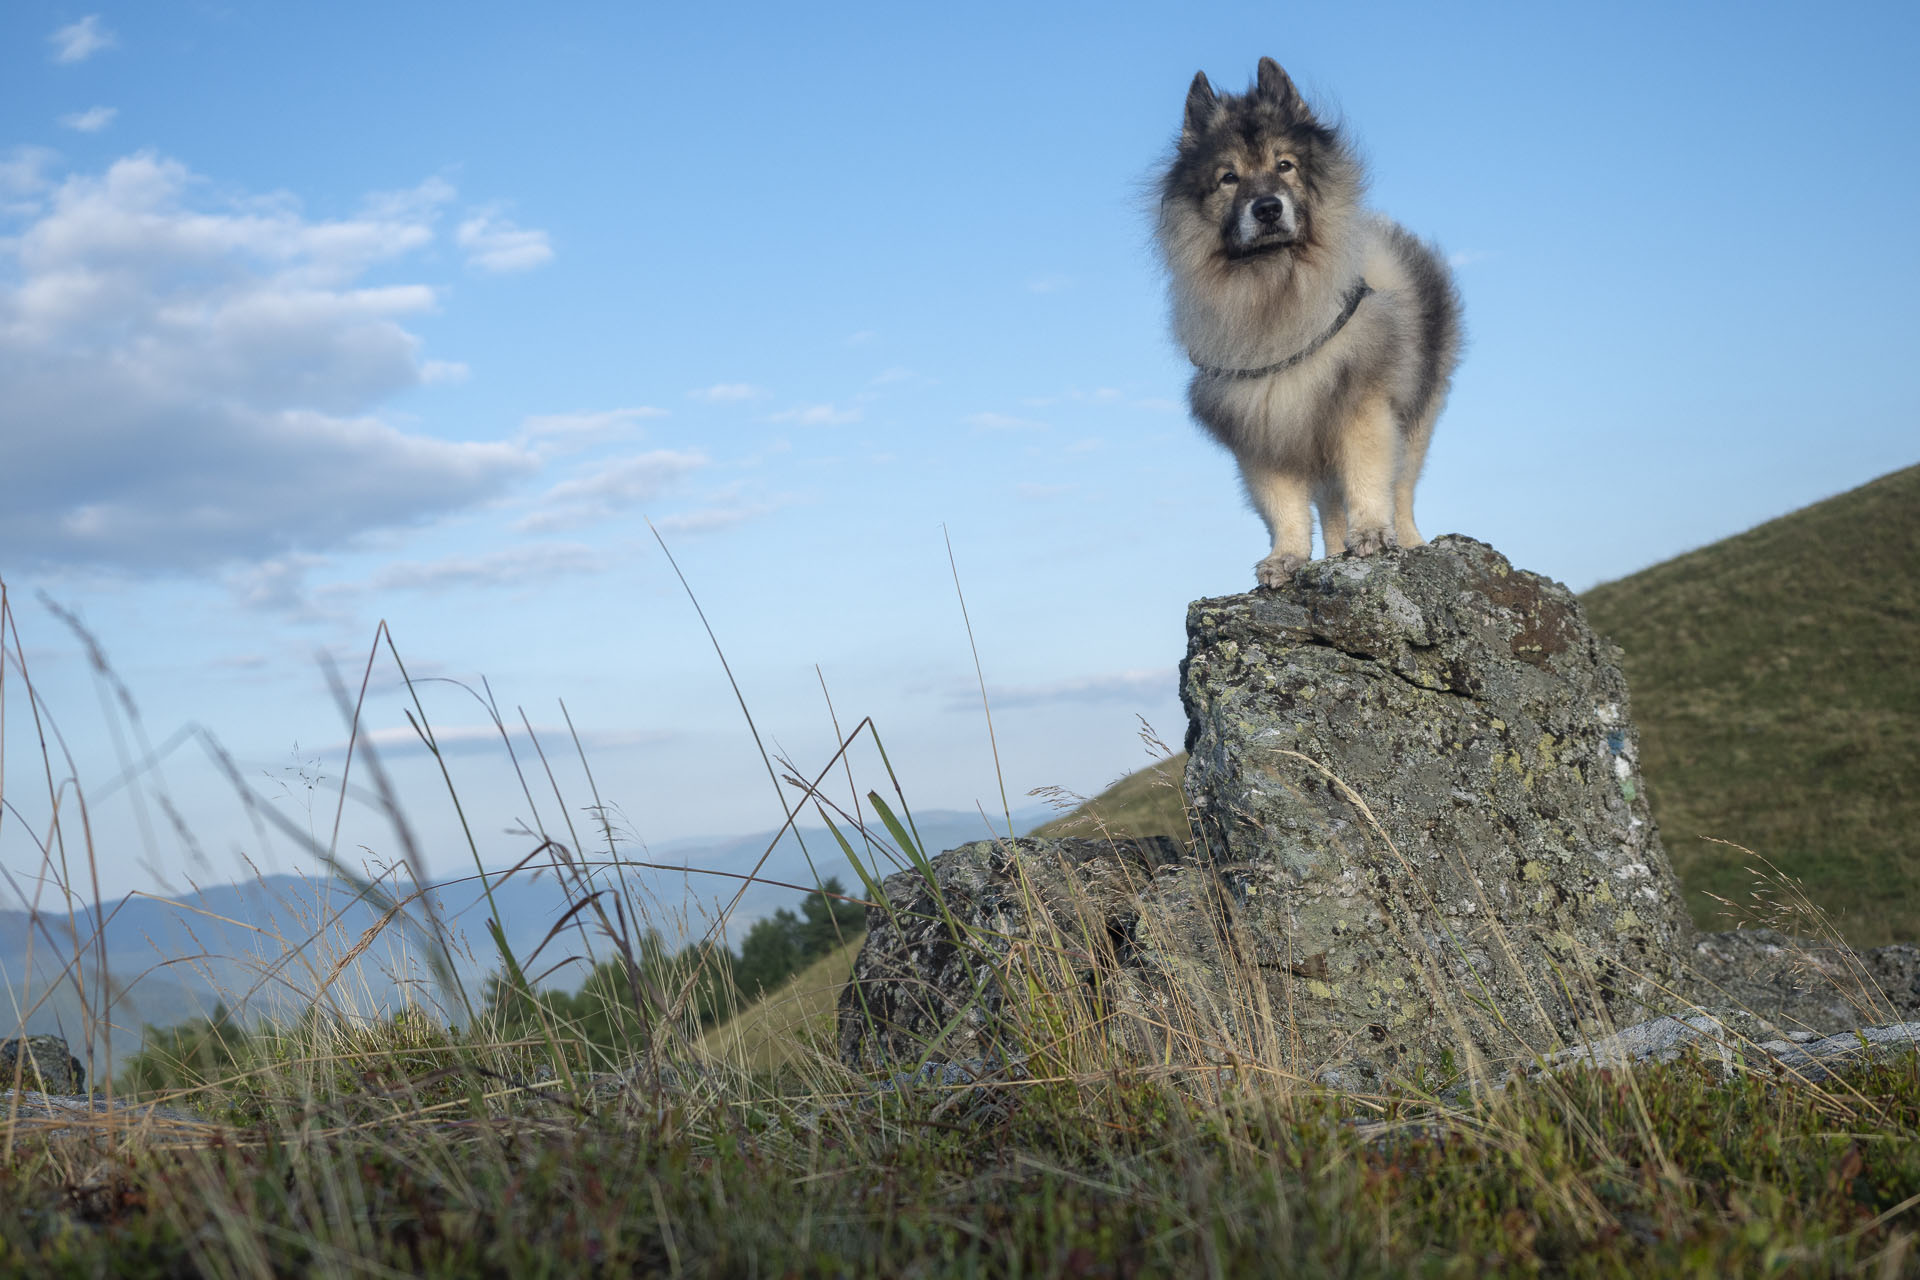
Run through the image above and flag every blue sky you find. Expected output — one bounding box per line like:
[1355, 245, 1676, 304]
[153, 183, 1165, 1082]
[3, 2, 1917, 907]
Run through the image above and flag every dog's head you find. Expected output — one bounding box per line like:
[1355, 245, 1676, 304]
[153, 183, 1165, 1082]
[1160, 58, 1354, 264]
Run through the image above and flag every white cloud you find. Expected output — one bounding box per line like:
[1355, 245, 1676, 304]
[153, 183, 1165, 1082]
[59, 106, 117, 133]
[420, 359, 470, 384]
[228, 553, 327, 612]
[869, 367, 914, 386]
[768, 403, 861, 426]
[360, 176, 456, 224]
[455, 211, 553, 273]
[0, 152, 536, 572]
[1016, 482, 1076, 500]
[688, 383, 767, 402]
[516, 406, 667, 455]
[1026, 273, 1073, 294]
[347, 721, 677, 759]
[514, 450, 707, 532]
[1022, 387, 1172, 410]
[0, 146, 59, 209]
[652, 502, 773, 535]
[225, 553, 352, 623]
[966, 411, 1047, 432]
[957, 668, 1177, 711]
[370, 542, 605, 591]
[50, 15, 115, 64]
[1448, 249, 1493, 269]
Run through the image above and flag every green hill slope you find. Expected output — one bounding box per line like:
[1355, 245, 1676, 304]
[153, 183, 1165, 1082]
[696, 935, 865, 1073]
[1029, 753, 1191, 843]
[1582, 463, 1920, 946]
[1033, 464, 1920, 946]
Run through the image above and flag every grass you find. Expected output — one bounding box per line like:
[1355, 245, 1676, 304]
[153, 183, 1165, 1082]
[696, 934, 865, 1073]
[1029, 749, 1191, 845]
[6, 1019, 1920, 1275]
[7, 506, 1920, 1275]
[1582, 463, 1920, 947]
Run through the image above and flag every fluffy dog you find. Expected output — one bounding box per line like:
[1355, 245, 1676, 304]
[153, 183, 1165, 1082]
[1157, 57, 1462, 587]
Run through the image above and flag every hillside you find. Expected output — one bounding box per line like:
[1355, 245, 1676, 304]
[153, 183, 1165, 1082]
[1028, 752, 1191, 843]
[1582, 463, 1920, 945]
[696, 935, 865, 1073]
[1032, 464, 1920, 946]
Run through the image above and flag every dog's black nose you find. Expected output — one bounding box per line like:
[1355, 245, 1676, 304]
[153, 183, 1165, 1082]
[1251, 195, 1285, 226]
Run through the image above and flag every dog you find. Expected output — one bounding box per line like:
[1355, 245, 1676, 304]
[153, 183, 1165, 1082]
[1156, 57, 1462, 588]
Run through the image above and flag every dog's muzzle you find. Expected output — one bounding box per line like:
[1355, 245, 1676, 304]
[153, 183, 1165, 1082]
[1229, 191, 1298, 256]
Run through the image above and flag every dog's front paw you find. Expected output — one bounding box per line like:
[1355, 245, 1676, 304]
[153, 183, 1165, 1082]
[1255, 553, 1307, 588]
[1344, 527, 1398, 557]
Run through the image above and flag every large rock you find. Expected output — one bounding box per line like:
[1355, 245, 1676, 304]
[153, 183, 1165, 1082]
[836, 835, 1206, 1072]
[2, 1034, 86, 1094]
[1686, 929, 1920, 1031]
[1179, 535, 1694, 1082]
[836, 537, 1769, 1086]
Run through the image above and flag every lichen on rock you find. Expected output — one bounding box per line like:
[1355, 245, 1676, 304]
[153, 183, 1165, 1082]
[1176, 535, 1697, 1083]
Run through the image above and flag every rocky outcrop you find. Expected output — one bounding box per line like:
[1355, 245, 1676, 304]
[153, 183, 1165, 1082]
[1177, 535, 1695, 1083]
[835, 537, 1919, 1088]
[2, 1034, 86, 1094]
[1686, 929, 1920, 1032]
[1526, 1013, 1920, 1086]
[836, 836, 1202, 1071]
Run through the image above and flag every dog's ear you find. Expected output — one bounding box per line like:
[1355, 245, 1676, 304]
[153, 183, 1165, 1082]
[1255, 57, 1308, 119]
[1182, 71, 1217, 144]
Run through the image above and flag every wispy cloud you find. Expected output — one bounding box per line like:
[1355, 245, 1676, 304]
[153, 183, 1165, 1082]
[1024, 387, 1121, 407]
[653, 501, 773, 535]
[966, 411, 1047, 432]
[953, 667, 1177, 711]
[1016, 482, 1076, 500]
[516, 406, 667, 455]
[456, 211, 553, 273]
[514, 450, 707, 532]
[1026, 273, 1073, 294]
[346, 722, 679, 760]
[1022, 387, 1176, 413]
[688, 383, 767, 402]
[58, 106, 117, 133]
[361, 176, 456, 224]
[227, 553, 343, 623]
[370, 542, 606, 591]
[0, 146, 58, 204]
[50, 15, 114, 64]
[768, 403, 861, 426]
[1448, 249, 1493, 269]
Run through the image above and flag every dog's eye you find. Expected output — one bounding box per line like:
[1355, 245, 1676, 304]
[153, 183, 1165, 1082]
[1218, 170, 1239, 186]
[1276, 158, 1296, 173]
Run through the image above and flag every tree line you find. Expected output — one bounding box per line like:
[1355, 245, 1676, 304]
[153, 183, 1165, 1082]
[118, 878, 867, 1092]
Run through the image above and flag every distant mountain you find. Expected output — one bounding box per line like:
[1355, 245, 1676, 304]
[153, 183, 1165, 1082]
[1, 804, 1051, 1066]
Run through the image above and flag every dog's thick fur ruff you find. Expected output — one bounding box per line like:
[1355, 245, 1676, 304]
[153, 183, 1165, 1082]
[1156, 57, 1462, 587]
